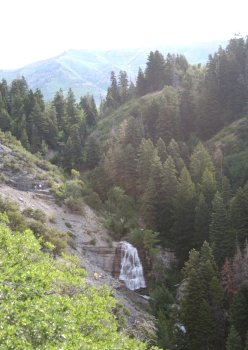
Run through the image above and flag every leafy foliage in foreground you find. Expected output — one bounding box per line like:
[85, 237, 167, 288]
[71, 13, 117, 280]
[0, 213, 159, 350]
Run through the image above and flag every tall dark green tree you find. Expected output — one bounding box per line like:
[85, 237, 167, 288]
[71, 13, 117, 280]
[226, 326, 243, 350]
[136, 67, 147, 96]
[180, 242, 225, 350]
[230, 185, 248, 248]
[231, 284, 248, 346]
[145, 51, 166, 92]
[118, 70, 129, 104]
[79, 94, 98, 128]
[171, 167, 196, 266]
[210, 191, 233, 268]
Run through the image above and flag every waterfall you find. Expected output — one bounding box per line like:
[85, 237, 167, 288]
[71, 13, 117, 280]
[119, 241, 146, 291]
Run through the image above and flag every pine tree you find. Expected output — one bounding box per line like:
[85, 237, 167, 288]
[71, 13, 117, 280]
[123, 116, 143, 149]
[230, 185, 248, 247]
[190, 142, 215, 183]
[79, 94, 97, 128]
[118, 70, 129, 104]
[194, 193, 210, 248]
[156, 86, 180, 144]
[142, 177, 157, 228]
[105, 71, 120, 109]
[159, 156, 178, 245]
[231, 284, 248, 345]
[66, 88, 81, 126]
[181, 242, 224, 350]
[145, 50, 166, 92]
[167, 139, 185, 172]
[226, 326, 243, 350]
[137, 138, 155, 194]
[200, 167, 217, 206]
[136, 67, 147, 96]
[53, 89, 66, 134]
[210, 191, 233, 268]
[123, 144, 138, 196]
[156, 138, 167, 163]
[171, 167, 196, 266]
[221, 176, 232, 206]
[0, 93, 11, 131]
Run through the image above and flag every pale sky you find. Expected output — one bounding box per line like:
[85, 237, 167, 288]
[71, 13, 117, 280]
[1, 0, 247, 69]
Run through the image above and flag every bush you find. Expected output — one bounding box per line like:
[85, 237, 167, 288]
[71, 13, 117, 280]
[65, 221, 72, 228]
[43, 227, 68, 255]
[23, 208, 46, 223]
[84, 191, 103, 211]
[64, 196, 84, 214]
[128, 229, 144, 249]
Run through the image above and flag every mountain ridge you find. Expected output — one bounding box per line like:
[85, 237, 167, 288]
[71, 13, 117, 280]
[0, 40, 227, 103]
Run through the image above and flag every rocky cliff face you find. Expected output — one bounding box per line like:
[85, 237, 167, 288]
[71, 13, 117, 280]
[83, 243, 155, 287]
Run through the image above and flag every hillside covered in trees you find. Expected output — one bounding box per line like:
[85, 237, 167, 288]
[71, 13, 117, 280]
[1, 36, 248, 349]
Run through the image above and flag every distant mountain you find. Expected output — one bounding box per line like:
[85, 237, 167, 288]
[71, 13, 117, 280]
[0, 40, 227, 104]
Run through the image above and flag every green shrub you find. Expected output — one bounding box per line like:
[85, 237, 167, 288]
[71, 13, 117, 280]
[65, 221, 72, 228]
[128, 229, 144, 249]
[64, 196, 84, 214]
[23, 208, 46, 223]
[84, 191, 103, 211]
[49, 214, 57, 223]
[43, 227, 68, 255]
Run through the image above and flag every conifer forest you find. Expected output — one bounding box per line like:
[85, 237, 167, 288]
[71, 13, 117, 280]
[1, 36, 248, 349]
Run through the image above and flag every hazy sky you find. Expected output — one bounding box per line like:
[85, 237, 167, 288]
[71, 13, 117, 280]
[1, 0, 247, 69]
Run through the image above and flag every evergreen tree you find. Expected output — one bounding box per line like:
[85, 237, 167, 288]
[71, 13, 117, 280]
[156, 87, 180, 144]
[221, 176, 232, 206]
[231, 284, 248, 346]
[66, 88, 81, 126]
[136, 67, 147, 96]
[123, 116, 143, 149]
[137, 138, 155, 194]
[79, 94, 97, 128]
[210, 191, 233, 268]
[230, 185, 248, 247]
[53, 89, 66, 135]
[142, 99, 160, 142]
[123, 143, 138, 196]
[145, 51, 166, 92]
[189, 142, 215, 183]
[156, 138, 167, 163]
[181, 242, 224, 350]
[105, 71, 120, 109]
[118, 70, 129, 104]
[194, 193, 210, 248]
[86, 135, 101, 169]
[142, 177, 157, 228]
[167, 139, 185, 172]
[171, 167, 196, 266]
[226, 326, 243, 350]
[0, 93, 11, 131]
[160, 156, 178, 245]
[200, 167, 217, 207]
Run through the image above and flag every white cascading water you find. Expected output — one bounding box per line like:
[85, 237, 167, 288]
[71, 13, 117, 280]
[119, 241, 146, 290]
